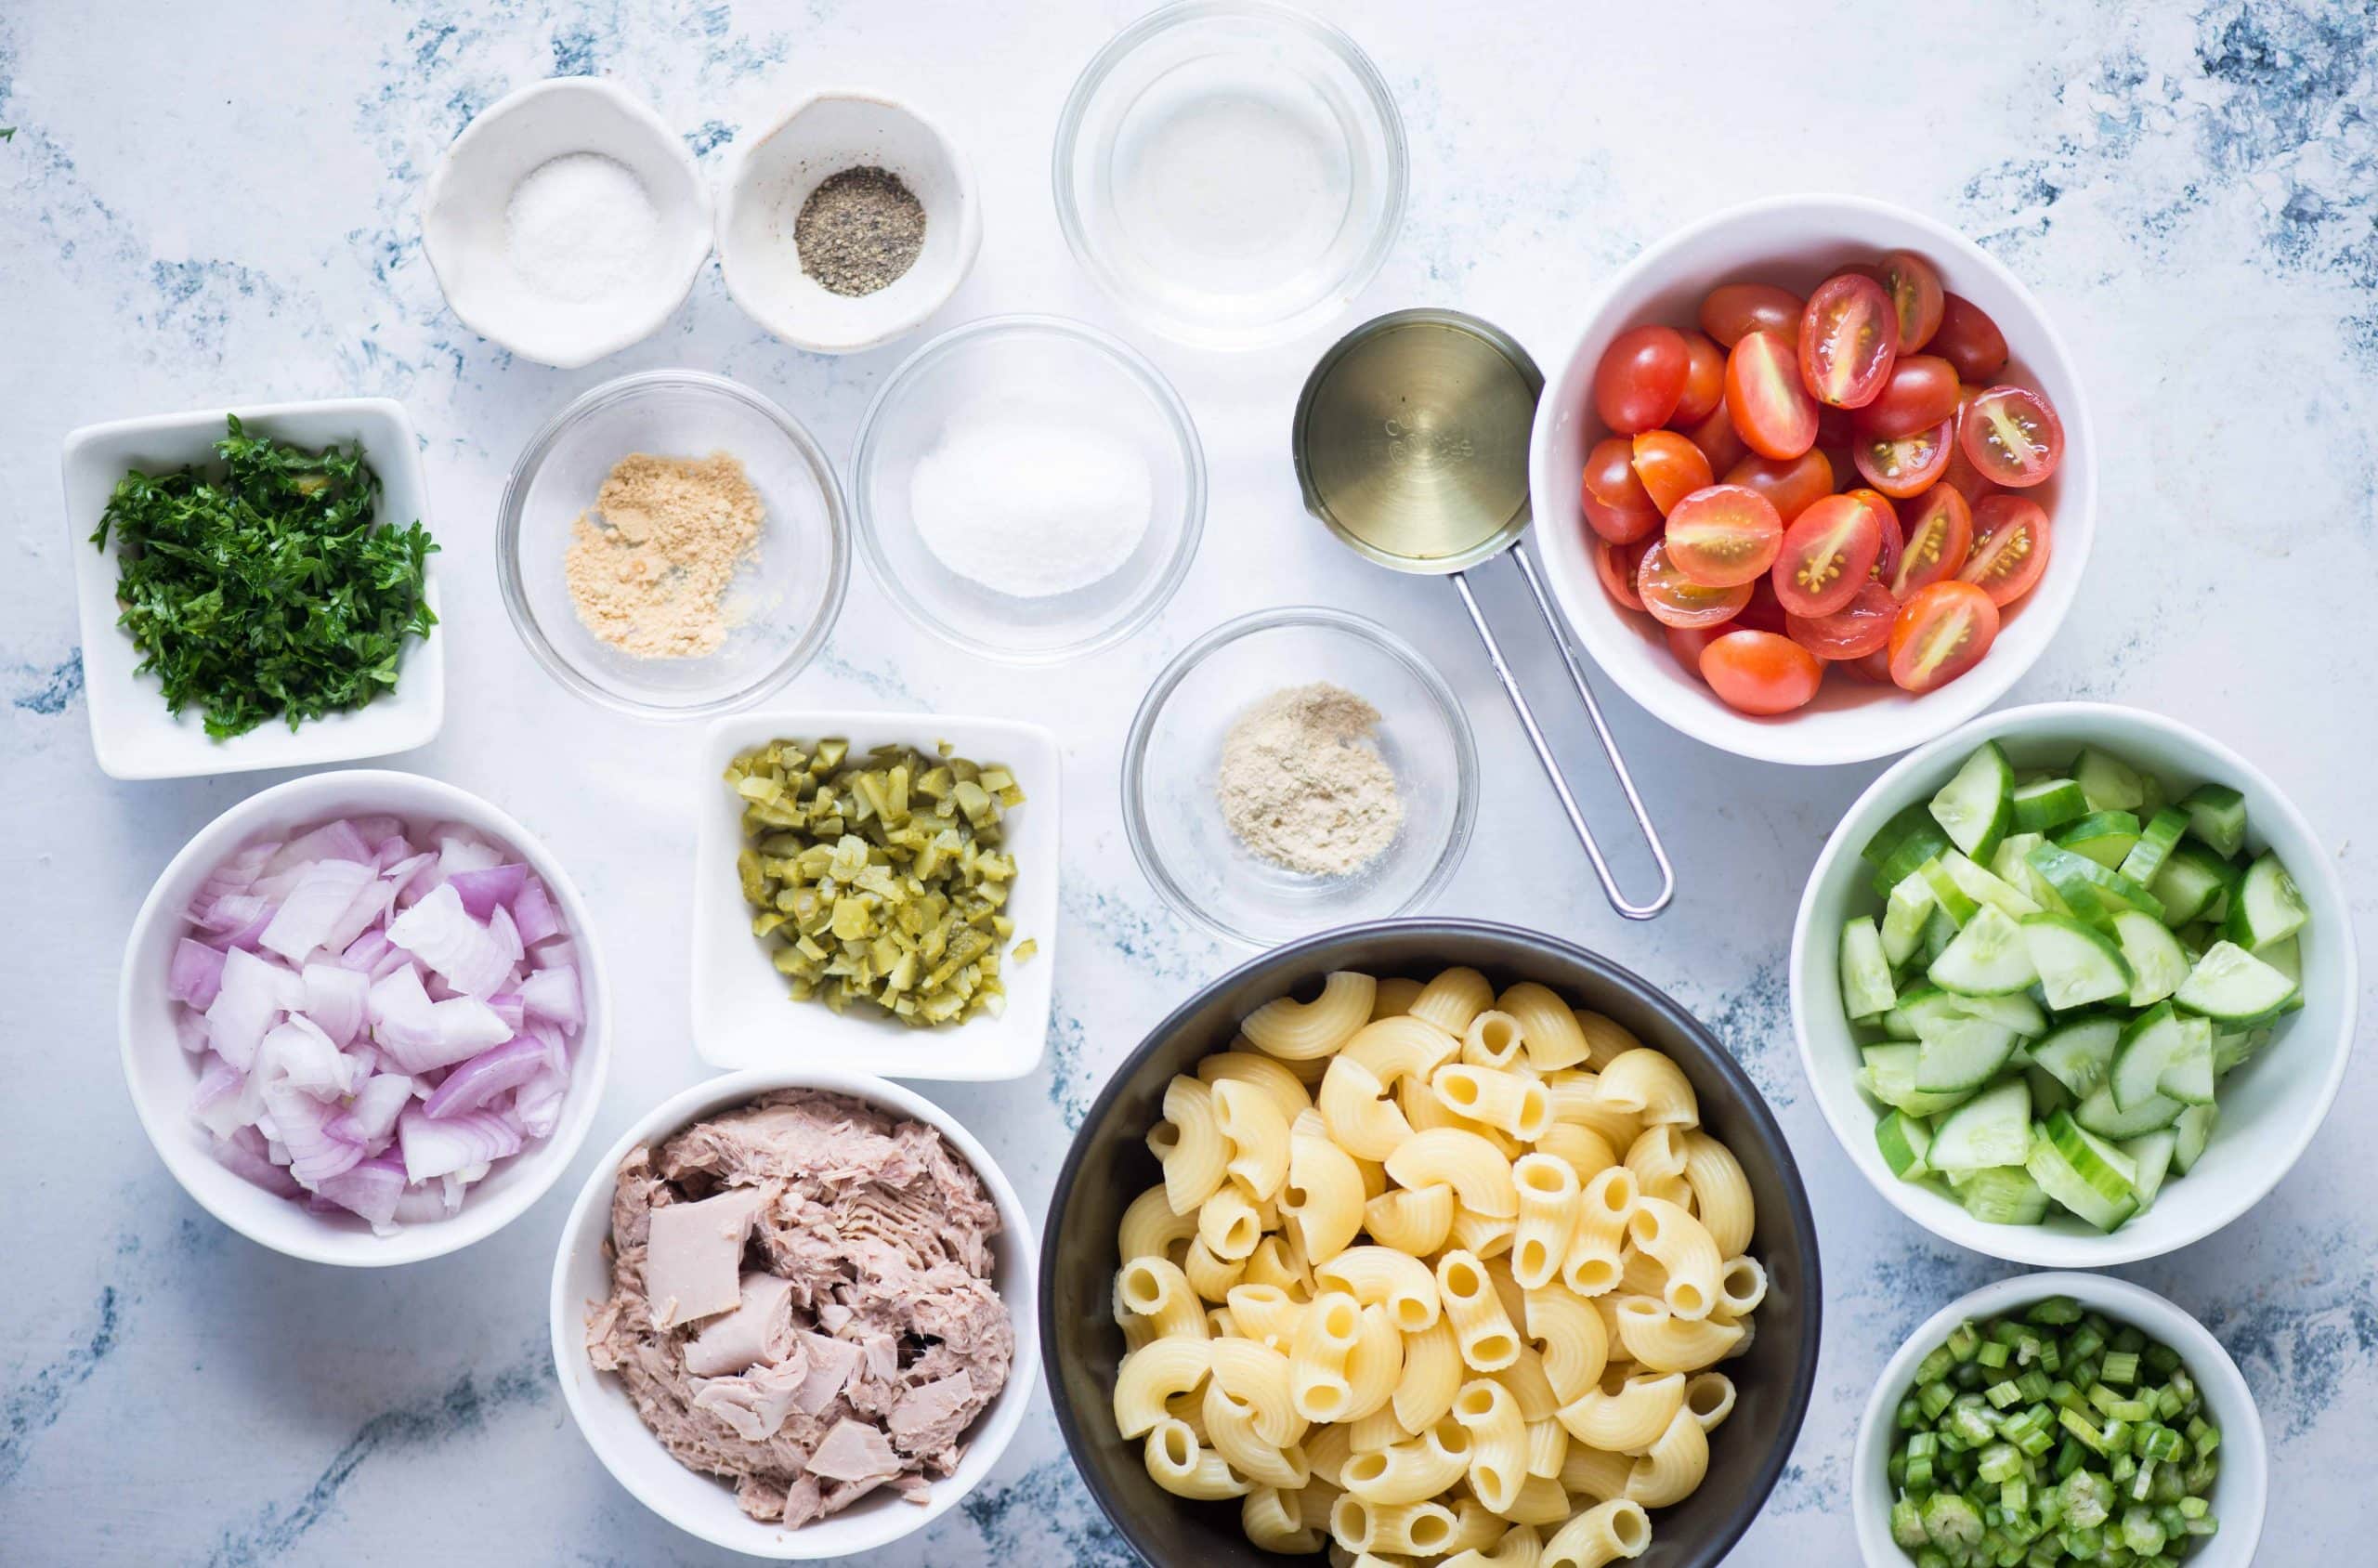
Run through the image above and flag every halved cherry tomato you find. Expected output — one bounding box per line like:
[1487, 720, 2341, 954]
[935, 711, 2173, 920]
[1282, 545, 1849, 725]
[1961, 385, 2064, 488]
[1889, 485, 1973, 599]
[1681, 398, 1749, 476]
[1629, 430, 1714, 516]
[1699, 282, 1804, 348]
[1852, 417, 1954, 499]
[1888, 581, 2000, 693]
[1785, 581, 1897, 660]
[1669, 331, 1726, 427]
[1934, 391, 2001, 504]
[1723, 450, 1835, 524]
[1724, 331, 1820, 459]
[1581, 437, 1663, 543]
[1593, 325, 1690, 434]
[1595, 537, 1652, 610]
[1814, 402, 1858, 451]
[1736, 575, 1789, 635]
[1878, 251, 1945, 351]
[1851, 355, 1961, 439]
[1701, 631, 1825, 715]
[1637, 539, 1753, 628]
[1664, 484, 1784, 587]
[1665, 623, 1726, 679]
[1959, 493, 2053, 607]
[1839, 647, 1896, 685]
[1851, 489, 1904, 585]
[1930, 294, 2008, 381]
[1798, 274, 1900, 408]
[1772, 494, 1883, 618]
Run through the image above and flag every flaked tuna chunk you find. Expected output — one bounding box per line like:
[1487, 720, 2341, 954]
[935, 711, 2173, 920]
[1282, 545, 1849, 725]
[791, 1330, 864, 1415]
[889, 1372, 978, 1456]
[643, 1187, 764, 1329]
[684, 1273, 801, 1377]
[689, 1359, 810, 1442]
[806, 1418, 901, 1483]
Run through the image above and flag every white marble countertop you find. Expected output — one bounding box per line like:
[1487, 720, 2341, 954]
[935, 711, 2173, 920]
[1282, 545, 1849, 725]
[4, 2, 2372, 1563]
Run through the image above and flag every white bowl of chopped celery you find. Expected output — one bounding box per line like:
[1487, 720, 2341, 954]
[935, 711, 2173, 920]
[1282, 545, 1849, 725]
[1792, 701, 2354, 1267]
[690, 712, 1059, 1079]
[1851, 1274, 2267, 1566]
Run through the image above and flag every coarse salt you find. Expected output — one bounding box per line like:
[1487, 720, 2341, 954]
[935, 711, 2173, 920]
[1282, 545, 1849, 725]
[504, 151, 660, 303]
[908, 412, 1154, 599]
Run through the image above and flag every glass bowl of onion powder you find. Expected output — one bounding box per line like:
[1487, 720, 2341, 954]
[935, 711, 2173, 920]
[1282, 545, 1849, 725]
[850, 314, 1207, 663]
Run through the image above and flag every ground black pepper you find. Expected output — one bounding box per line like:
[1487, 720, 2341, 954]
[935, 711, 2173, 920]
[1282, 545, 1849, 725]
[792, 165, 927, 297]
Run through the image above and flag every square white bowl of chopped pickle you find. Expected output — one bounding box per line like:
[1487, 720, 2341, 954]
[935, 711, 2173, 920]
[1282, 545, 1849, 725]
[690, 712, 1060, 1080]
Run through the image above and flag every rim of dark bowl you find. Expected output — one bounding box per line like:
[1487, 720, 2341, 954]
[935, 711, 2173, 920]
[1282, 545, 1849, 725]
[1038, 916, 1823, 1567]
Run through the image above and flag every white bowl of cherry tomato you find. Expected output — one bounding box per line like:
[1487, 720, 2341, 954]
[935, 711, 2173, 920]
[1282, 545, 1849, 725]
[1529, 194, 2094, 765]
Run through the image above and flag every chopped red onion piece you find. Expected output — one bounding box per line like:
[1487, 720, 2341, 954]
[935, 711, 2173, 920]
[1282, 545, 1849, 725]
[314, 1155, 407, 1232]
[257, 1017, 353, 1098]
[174, 1010, 212, 1055]
[191, 840, 278, 912]
[196, 893, 276, 951]
[511, 878, 560, 945]
[264, 1080, 364, 1186]
[518, 965, 583, 1029]
[486, 991, 526, 1032]
[514, 1065, 568, 1139]
[301, 962, 371, 1049]
[205, 947, 298, 1070]
[169, 938, 228, 1009]
[448, 864, 529, 919]
[531, 935, 578, 972]
[328, 1072, 415, 1144]
[398, 1104, 522, 1183]
[386, 882, 511, 998]
[260, 859, 376, 963]
[193, 1054, 242, 1110]
[212, 1131, 302, 1198]
[423, 1036, 547, 1119]
[264, 818, 373, 874]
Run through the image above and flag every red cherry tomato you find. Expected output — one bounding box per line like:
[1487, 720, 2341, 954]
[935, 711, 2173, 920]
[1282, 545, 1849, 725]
[1664, 484, 1784, 587]
[1840, 647, 1897, 685]
[1852, 418, 1954, 500]
[1637, 539, 1753, 629]
[1934, 392, 2001, 504]
[1723, 450, 1836, 524]
[1888, 581, 2000, 693]
[1630, 430, 1715, 516]
[1594, 325, 1690, 434]
[1850, 489, 1905, 585]
[1669, 331, 1726, 427]
[1959, 494, 2053, 608]
[1725, 331, 1820, 460]
[1814, 402, 1858, 451]
[1701, 631, 1825, 715]
[1680, 398, 1749, 476]
[1786, 581, 1899, 660]
[1699, 282, 1804, 348]
[1930, 294, 2008, 382]
[1878, 251, 1945, 351]
[1736, 575, 1790, 635]
[1799, 274, 1900, 409]
[1665, 623, 1726, 678]
[1961, 385, 2065, 488]
[1595, 538, 1651, 611]
[1772, 494, 1883, 618]
[1889, 486, 1974, 599]
[1852, 355, 1962, 439]
[1581, 437, 1663, 543]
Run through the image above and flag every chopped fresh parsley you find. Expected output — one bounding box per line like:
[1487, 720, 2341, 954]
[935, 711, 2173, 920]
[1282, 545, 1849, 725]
[93, 416, 438, 739]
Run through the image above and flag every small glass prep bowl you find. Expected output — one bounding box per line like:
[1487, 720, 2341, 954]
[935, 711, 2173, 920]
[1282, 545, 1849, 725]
[851, 315, 1206, 663]
[1054, 0, 1408, 349]
[498, 371, 849, 716]
[1123, 608, 1475, 947]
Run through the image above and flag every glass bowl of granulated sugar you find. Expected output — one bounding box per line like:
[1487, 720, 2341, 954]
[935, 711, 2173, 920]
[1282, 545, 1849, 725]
[498, 370, 851, 717]
[1122, 606, 1477, 947]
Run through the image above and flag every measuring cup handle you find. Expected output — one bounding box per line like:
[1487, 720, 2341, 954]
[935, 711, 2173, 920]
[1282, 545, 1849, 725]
[1450, 553, 1677, 920]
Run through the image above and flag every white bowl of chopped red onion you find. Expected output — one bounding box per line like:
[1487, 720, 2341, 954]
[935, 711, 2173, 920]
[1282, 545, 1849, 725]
[548, 1066, 1038, 1558]
[118, 768, 609, 1267]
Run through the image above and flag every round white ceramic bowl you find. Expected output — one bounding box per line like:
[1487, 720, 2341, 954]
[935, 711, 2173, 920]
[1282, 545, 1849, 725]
[1530, 194, 2097, 766]
[1792, 702, 2356, 1267]
[718, 89, 982, 354]
[422, 77, 712, 370]
[1852, 1272, 2267, 1566]
[118, 770, 612, 1268]
[550, 1066, 1039, 1558]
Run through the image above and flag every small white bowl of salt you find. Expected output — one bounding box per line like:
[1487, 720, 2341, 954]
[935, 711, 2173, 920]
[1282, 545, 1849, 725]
[423, 77, 712, 370]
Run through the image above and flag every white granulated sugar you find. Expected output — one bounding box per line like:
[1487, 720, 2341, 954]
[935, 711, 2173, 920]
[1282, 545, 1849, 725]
[503, 151, 660, 303]
[908, 414, 1154, 598]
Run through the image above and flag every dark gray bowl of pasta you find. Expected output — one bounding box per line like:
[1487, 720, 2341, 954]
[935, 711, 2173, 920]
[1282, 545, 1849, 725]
[1040, 919, 1819, 1567]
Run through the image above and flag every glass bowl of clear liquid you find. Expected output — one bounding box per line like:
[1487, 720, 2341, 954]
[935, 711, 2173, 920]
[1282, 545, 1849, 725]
[1054, 0, 1408, 350]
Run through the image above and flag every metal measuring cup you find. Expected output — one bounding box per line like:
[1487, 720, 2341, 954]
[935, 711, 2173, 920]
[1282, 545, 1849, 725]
[1291, 308, 1675, 919]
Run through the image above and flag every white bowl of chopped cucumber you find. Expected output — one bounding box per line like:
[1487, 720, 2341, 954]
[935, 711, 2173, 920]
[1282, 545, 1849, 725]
[1851, 1273, 2267, 1566]
[1791, 701, 2354, 1266]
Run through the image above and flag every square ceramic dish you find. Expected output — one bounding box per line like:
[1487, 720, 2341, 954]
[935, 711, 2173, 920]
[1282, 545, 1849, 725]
[63, 398, 445, 781]
[690, 712, 1059, 1079]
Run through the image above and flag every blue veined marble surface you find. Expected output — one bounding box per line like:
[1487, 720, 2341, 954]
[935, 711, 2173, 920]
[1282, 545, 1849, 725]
[3, 0, 2373, 1562]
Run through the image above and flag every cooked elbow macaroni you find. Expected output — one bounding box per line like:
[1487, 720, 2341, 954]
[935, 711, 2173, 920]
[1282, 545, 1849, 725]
[1111, 964, 1767, 1559]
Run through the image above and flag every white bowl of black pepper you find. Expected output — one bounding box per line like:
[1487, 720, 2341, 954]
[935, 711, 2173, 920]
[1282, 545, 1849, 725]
[717, 90, 982, 355]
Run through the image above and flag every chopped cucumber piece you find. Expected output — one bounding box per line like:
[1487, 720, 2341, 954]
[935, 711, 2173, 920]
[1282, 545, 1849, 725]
[2179, 782, 2248, 858]
[1867, 804, 1954, 896]
[1840, 916, 1898, 1019]
[2031, 1111, 2139, 1231]
[2117, 807, 2189, 887]
[2027, 842, 2165, 929]
[2072, 747, 2148, 814]
[2159, 1016, 2216, 1105]
[1929, 1078, 2032, 1170]
[2174, 939, 2299, 1026]
[2211, 1027, 2269, 1077]
[1928, 906, 2040, 997]
[2073, 1079, 2182, 1138]
[1876, 1109, 1934, 1179]
[2054, 810, 2143, 869]
[1919, 904, 1959, 967]
[2112, 908, 2189, 1008]
[1989, 830, 2055, 908]
[2028, 1015, 2122, 1097]
[2026, 1063, 2071, 1116]
[2019, 913, 2135, 1011]
[1917, 858, 1981, 926]
[2224, 853, 2308, 951]
[1936, 849, 2042, 920]
[2110, 1003, 2210, 1110]
[1952, 1165, 2051, 1224]
[2010, 776, 2088, 834]
[1914, 1014, 2021, 1092]
[2259, 933, 2302, 984]
[1927, 741, 2015, 860]
[1860, 1043, 1978, 1118]
[1879, 871, 1934, 968]
[2148, 843, 2234, 929]
[2171, 1103, 2217, 1174]
[2120, 1129, 2177, 1208]
[1887, 987, 2046, 1041]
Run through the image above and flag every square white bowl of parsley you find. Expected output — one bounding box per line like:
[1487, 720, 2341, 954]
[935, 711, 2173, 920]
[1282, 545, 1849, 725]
[63, 399, 445, 780]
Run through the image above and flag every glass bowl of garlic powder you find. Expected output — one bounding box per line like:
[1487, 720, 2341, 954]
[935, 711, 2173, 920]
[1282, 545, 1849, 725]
[1123, 606, 1477, 946]
[498, 370, 850, 717]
